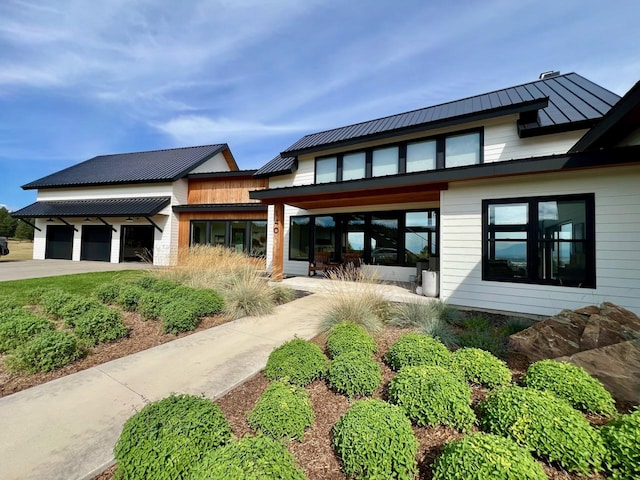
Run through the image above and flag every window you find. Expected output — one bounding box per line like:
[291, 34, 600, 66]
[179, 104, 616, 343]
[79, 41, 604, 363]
[371, 214, 399, 265]
[445, 132, 480, 167]
[405, 211, 437, 266]
[189, 219, 266, 257]
[372, 146, 398, 177]
[406, 140, 436, 173]
[315, 216, 337, 260]
[289, 216, 310, 260]
[313, 128, 482, 184]
[483, 194, 595, 287]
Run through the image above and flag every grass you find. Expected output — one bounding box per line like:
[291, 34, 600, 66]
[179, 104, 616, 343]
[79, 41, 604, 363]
[0, 271, 143, 305]
[0, 239, 33, 262]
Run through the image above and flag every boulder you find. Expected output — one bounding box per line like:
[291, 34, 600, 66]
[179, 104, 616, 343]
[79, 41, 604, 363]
[556, 340, 640, 406]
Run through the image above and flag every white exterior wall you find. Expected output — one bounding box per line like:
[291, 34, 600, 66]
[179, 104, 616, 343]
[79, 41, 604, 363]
[440, 164, 640, 316]
[188, 152, 231, 174]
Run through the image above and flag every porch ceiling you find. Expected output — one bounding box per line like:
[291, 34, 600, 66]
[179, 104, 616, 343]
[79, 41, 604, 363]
[268, 183, 447, 209]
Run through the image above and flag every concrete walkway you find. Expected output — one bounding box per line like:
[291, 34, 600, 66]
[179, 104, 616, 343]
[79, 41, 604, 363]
[0, 259, 151, 282]
[0, 293, 327, 480]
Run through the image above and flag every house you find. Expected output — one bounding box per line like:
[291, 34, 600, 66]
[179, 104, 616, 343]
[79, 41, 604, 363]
[12, 144, 268, 265]
[250, 72, 640, 316]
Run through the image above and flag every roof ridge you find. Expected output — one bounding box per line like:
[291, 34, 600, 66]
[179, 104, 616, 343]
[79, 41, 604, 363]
[94, 143, 226, 158]
[293, 73, 580, 141]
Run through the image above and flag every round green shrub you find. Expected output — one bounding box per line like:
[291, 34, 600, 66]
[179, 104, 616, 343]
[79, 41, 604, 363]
[74, 308, 128, 346]
[451, 347, 511, 389]
[0, 309, 54, 352]
[247, 381, 314, 441]
[94, 282, 123, 304]
[332, 399, 418, 480]
[7, 330, 83, 373]
[40, 288, 75, 318]
[479, 385, 606, 474]
[432, 433, 547, 480]
[328, 351, 382, 398]
[0, 295, 21, 313]
[116, 285, 144, 312]
[326, 321, 377, 359]
[177, 286, 225, 317]
[523, 359, 616, 416]
[264, 338, 329, 387]
[384, 332, 452, 371]
[191, 434, 307, 480]
[600, 407, 640, 480]
[59, 297, 103, 328]
[26, 287, 48, 305]
[137, 291, 172, 321]
[114, 394, 232, 480]
[388, 365, 475, 432]
[160, 299, 200, 334]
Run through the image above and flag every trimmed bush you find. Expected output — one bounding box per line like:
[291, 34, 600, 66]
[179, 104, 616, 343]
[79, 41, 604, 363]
[388, 365, 475, 432]
[479, 385, 606, 474]
[114, 394, 232, 480]
[40, 288, 75, 318]
[94, 282, 123, 304]
[176, 286, 225, 317]
[432, 433, 546, 480]
[0, 309, 54, 352]
[59, 297, 103, 328]
[600, 407, 640, 480]
[74, 308, 128, 346]
[6, 330, 83, 373]
[0, 295, 21, 313]
[332, 399, 418, 480]
[326, 321, 377, 358]
[191, 435, 307, 480]
[264, 338, 329, 387]
[116, 285, 144, 312]
[247, 381, 314, 441]
[328, 351, 382, 398]
[26, 287, 48, 305]
[451, 347, 511, 389]
[384, 332, 451, 371]
[160, 299, 200, 334]
[137, 291, 172, 320]
[523, 359, 616, 416]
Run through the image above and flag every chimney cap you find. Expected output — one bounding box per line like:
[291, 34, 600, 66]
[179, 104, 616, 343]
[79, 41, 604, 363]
[539, 70, 560, 80]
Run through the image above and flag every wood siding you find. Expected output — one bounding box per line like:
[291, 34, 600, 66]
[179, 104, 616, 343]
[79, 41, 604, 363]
[187, 177, 268, 204]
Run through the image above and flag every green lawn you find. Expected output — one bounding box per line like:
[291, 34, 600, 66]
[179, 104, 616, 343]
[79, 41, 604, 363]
[0, 270, 144, 305]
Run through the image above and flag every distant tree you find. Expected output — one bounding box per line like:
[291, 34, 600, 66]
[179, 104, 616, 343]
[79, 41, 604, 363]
[15, 219, 34, 240]
[0, 207, 18, 237]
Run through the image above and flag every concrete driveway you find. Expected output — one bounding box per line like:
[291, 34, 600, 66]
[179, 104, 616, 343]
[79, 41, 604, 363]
[0, 259, 151, 282]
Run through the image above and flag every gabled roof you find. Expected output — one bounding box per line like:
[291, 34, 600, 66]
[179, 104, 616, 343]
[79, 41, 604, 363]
[22, 144, 232, 190]
[569, 79, 640, 153]
[254, 155, 297, 178]
[11, 197, 170, 218]
[279, 73, 619, 158]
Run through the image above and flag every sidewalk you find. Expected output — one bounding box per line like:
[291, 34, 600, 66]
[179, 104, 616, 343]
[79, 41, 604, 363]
[0, 293, 327, 480]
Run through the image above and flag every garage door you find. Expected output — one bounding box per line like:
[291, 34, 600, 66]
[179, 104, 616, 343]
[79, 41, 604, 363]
[80, 225, 112, 262]
[45, 225, 74, 260]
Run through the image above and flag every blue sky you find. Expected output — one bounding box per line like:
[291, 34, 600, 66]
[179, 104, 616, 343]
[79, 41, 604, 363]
[1, 0, 638, 211]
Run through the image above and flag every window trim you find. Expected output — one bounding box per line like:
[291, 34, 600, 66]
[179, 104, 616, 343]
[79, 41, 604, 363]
[482, 194, 596, 288]
[314, 127, 483, 183]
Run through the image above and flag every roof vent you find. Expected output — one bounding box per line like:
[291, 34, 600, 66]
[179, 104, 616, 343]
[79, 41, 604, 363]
[539, 70, 560, 80]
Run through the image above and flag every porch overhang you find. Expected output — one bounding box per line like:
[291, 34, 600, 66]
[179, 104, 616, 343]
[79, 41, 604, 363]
[250, 145, 640, 208]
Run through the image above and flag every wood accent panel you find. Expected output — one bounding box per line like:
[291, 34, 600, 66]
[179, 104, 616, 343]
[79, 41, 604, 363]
[188, 177, 268, 204]
[177, 211, 268, 250]
[272, 204, 285, 281]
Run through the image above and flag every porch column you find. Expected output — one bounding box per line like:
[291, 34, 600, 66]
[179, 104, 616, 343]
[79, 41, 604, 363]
[272, 203, 284, 281]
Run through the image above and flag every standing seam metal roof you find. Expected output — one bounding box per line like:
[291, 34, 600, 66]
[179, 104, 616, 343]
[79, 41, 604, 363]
[11, 197, 171, 218]
[22, 144, 228, 189]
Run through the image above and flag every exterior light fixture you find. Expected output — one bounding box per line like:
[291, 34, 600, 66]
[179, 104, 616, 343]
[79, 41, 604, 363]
[125, 217, 134, 222]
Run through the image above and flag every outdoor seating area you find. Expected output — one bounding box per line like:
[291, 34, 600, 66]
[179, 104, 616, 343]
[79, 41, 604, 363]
[308, 252, 362, 276]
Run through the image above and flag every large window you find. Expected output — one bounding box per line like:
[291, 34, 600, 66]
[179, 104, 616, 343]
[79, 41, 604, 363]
[289, 209, 438, 267]
[189, 219, 266, 257]
[314, 128, 482, 183]
[483, 194, 595, 287]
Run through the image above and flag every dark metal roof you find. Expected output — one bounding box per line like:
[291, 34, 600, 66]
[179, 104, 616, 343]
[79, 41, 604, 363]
[22, 144, 229, 190]
[11, 197, 170, 218]
[279, 73, 620, 157]
[172, 203, 268, 213]
[570, 79, 640, 153]
[254, 155, 297, 178]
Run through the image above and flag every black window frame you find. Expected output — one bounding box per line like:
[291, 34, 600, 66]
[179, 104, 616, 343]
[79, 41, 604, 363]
[288, 208, 439, 267]
[188, 219, 267, 257]
[482, 193, 596, 288]
[314, 127, 483, 183]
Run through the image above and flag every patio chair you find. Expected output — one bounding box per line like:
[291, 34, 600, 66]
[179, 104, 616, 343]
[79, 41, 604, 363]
[343, 252, 362, 269]
[308, 251, 332, 276]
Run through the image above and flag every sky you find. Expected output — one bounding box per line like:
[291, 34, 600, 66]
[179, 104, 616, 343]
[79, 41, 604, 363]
[1, 0, 638, 211]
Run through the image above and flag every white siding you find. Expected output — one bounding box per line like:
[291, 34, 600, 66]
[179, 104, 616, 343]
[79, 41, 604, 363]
[32, 219, 46, 260]
[188, 152, 231, 174]
[440, 164, 640, 316]
[37, 183, 174, 201]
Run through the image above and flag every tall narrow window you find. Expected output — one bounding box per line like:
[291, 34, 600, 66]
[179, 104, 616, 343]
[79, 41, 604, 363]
[290, 216, 311, 260]
[486, 203, 529, 279]
[315, 216, 337, 259]
[250, 221, 267, 257]
[406, 140, 436, 173]
[372, 146, 398, 176]
[371, 214, 399, 265]
[342, 152, 366, 181]
[445, 132, 480, 167]
[191, 222, 207, 244]
[210, 221, 226, 246]
[316, 156, 337, 183]
[405, 211, 437, 266]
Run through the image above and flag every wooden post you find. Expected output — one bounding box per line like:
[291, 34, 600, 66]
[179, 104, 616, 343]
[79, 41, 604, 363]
[272, 203, 284, 281]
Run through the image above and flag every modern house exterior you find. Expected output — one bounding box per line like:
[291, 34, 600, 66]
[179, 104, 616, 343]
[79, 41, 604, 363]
[250, 73, 640, 316]
[12, 144, 268, 265]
